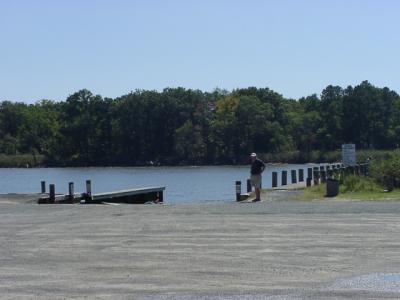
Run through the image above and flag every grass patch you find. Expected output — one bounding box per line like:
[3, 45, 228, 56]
[337, 189, 400, 200]
[339, 175, 381, 193]
[294, 175, 400, 201]
[293, 184, 326, 201]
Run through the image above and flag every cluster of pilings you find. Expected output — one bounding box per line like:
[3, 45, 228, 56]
[39, 180, 92, 204]
[308, 163, 370, 187]
[235, 163, 370, 201]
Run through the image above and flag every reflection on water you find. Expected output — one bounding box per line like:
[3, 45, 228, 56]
[0, 164, 326, 203]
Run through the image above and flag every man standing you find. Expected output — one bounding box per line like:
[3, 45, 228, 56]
[250, 153, 265, 202]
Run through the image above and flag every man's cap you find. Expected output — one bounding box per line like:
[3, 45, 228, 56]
[250, 153, 257, 157]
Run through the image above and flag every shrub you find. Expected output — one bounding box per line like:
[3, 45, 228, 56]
[339, 175, 382, 193]
[370, 150, 400, 190]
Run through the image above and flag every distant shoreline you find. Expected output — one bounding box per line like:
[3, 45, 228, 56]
[0, 162, 327, 169]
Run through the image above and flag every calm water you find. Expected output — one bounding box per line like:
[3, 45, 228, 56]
[0, 164, 326, 203]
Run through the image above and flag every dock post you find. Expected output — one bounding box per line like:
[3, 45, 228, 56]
[307, 168, 313, 180]
[86, 180, 92, 198]
[235, 181, 241, 201]
[298, 169, 304, 182]
[313, 170, 320, 185]
[247, 179, 252, 193]
[291, 170, 297, 184]
[272, 172, 278, 188]
[41, 181, 46, 193]
[69, 182, 74, 203]
[281, 171, 287, 186]
[321, 170, 327, 183]
[49, 184, 55, 203]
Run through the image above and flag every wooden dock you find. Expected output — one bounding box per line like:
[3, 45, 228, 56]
[88, 187, 165, 204]
[38, 186, 165, 205]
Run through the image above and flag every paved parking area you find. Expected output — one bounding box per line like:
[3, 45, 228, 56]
[1, 196, 400, 299]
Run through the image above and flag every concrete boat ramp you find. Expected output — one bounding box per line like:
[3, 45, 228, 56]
[1, 192, 400, 299]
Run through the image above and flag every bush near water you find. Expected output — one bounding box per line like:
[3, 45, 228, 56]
[1, 81, 400, 167]
[370, 150, 400, 190]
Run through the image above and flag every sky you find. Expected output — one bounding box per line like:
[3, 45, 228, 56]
[1, 0, 399, 103]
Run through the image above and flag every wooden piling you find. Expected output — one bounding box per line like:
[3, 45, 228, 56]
[321, 170, 327, 183]
[86, 180, 92, 197]
[281, 171, 287, 186]
[272, 172, 278, 188]
[247, 179, 252, 193]
[68, 182, 74, 203]
[291, 170, 297, 184]
[41, 181, 46, 193]
[313, 170, 320, 185]
[307, 168, 313, 180]
[235, 181, 241, 201]
[49, 184, 55, 203]
[298, 169, 304, 182]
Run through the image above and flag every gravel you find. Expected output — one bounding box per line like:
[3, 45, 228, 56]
[1, 192, 400, 299]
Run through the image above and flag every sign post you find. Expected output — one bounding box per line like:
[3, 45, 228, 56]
[342, 144, 356, 166]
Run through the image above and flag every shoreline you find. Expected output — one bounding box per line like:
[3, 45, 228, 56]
[0, 162, 333, 169]
[0, 193, 42, 204]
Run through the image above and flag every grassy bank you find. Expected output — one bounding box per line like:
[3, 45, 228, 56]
[297, 175, 400, 201]
[0, 154, 45, 168]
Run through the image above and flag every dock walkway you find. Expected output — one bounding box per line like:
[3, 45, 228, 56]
[37, 186, 166, 204]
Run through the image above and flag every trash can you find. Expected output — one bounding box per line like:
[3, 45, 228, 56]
[326, 178, 339, 197]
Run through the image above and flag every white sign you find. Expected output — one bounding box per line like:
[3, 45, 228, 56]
[342, 144, 356, 166]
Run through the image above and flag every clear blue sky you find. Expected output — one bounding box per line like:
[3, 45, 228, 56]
[1, 0, 399, 103]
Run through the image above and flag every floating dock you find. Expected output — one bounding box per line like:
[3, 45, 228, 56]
[38, 186, 165, 205]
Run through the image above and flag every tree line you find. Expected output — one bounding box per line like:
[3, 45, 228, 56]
[0, 80, 399, 166]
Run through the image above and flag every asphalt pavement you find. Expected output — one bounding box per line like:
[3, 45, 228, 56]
[1, 192, 400, 299]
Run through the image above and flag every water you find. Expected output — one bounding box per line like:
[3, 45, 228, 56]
[0, 164, 326, 204]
